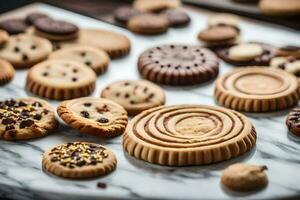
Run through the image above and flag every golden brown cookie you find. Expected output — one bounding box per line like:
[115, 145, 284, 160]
[259, 0, 300, 16]
[286, 106, 300, 137]
[0, 30, 9, 46]
[53, 29, 131, 58]
[133, 0, 181, 12]
[277, 45, 300, 58]
[42, 142, 117, 179]
[0, 59, 15, 86]
[0, 97, 57, 141]
[101, 80, 165, 115]
[208, 13, 240, 28]
[127, 14, 169, 35]
[270, 56, 300, 78]
[221, 163, 268, 192]
[0, 34, 52, 69]
[48, 46, 110, 75]
[26, 59, 96, 100]
[123, 105, 256, 166]
[57, 97, 128, 138]
[215, 67, 300, 112]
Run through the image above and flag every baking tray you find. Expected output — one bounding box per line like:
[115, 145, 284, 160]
[0, 3, 300, 200]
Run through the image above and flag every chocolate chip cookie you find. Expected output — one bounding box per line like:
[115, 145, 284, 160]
[0, 59, 15, 86]
[138, 44, 219, 85]
[48, 46, 110, 75]
[101, 80, 165, 115]
[57, 97, 128, 138]
[270, 56, 300, 78]
[43, 142, 117, 179]
[0, 97, 57, 140]
[26, 59, 96, 100]
[286, 107, 300, 137]
[0, 18, 28, 35]
[0, 34, 52, 69]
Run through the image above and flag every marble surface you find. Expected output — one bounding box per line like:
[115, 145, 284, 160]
[0, 3, 300, 200]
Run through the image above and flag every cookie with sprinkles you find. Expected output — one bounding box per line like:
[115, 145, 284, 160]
[0, 59, 15, 86]
[0, 97, 57, 140]
[42, 142, 117, 179]
[57, 97, 128, 138]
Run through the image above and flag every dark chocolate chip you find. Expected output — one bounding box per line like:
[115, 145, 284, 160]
[124, 93, 130, 98]
[18, 101, 27, 107]
[14, 46, 20, 52]
[73, 68, 78, 73]
[83, 103, 92, 107]
[5, 125, 15, 131]
[2, 118, 16, 125]
[97, 117, 109, 123]
[33, 114, 42, 120]
[80, 52, 86, 57]
[76, 160, 86, 167]
[72, 77, 77, 82]
[80, 111, 90, 118]
[22, 54, 29, 61]
[32, 101, 42, 107]
[85, 61, 91, 66]
[96, 182, 107, 189]
[50, 157, 58, 162]
[42, 72, 48, 76]
[19, 119, 34, 129]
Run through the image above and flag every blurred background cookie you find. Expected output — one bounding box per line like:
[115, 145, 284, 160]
[0, 59, 14, 86]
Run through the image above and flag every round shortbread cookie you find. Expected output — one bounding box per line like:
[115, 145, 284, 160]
[228, 43, 263, 61]
[0, 97, 57, 141]
[0, 34, 52, 69]
[259, 0, 300, 16]
[42, 142, 117, 179]
[208, 13, 240, 28]
[221, 163, 268, 192]
[0, 59, 14, 86]
[26, 59, 96, 100]
[133, 0, 181, 12]
[198, 26, 239, 43]
[57, 97, 128, 138]
[215, 67, 300, 112]
[123, 104, 256, 166]
[48, 46, 110, 75]
[101, 80, 165, 115]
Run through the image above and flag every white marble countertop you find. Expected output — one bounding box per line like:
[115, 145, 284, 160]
[0, 3, 300, 200]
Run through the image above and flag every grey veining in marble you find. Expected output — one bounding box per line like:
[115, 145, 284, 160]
[0, 3, 300, 200]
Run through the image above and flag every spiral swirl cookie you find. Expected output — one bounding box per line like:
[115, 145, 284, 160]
[0, 98, 57, 140]
[215, 67, 300, 112]
[26, 59, 96, 100]
[42, 142, 117, 179]
[123, 105, 256, 166]
[57, 97, 128, 138]
[0, 59, 15, 86]
[138, 45, 219, 85]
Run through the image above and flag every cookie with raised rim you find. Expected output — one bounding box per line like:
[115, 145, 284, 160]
[42, 142, 117, 179]
[123, 104, 256, 166]
[0, 97, 57, 140]
[57, 97, 128, 138]
[26, 59, 96, 100]
[0, 59, 15, 86]
[101, 80, 165, 115]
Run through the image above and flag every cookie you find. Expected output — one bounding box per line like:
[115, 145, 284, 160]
[0, 59, 15, 86]
[48, 46, 110, 75]
[221, 163, 268, 192]
[277, 45, 300, 58]
[33, 17, 79, 41]
[57, 97, 128, 138]
[270, 56, 300, 77]
[162, 9, 190, 27]
[26, 59, 96, 100]
[0, 30, 9, 46]
[208, 13, 240, 28]
[286, 107, 300, 137]
[0, 97, 57, 141]
[101, 80, 165, 115]
[0, 34, 52, 69]
[216, 42, 277, 66]
[138, 45, 219, 85]
[42, 142, 117, 179]
[25, 12, 50, 25]
[114, 6, 141, 24]
[54, 29, 131, 58]
[123, 105, 256, 166]
[127, 14, 169, 35]
[259, 0, 300, 16]
[215, 67, 300, 112]
[133, 0, 181, 12]
[0, 18, 28, 35]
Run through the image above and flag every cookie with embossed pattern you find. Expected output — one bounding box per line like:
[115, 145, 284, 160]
[42, 142, 117, 179]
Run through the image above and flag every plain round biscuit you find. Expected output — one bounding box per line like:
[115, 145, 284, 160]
[208, 13, 240, 27]
[133, 0, 181, 12]
[198, 26, 239, 43]
[228, 43, 263, 61]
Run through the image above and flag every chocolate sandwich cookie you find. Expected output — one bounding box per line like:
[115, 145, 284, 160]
[48, 46, 110, 75]
[138, 44, 219, 85]
[114, 6, 141, 24]
[0, 97, 57, 140]
[270, 56, 300, 78]
[26, 59, 96, 100]
[123, 105, 256, 166]
[221, 163, 268, 192]
[215, 67, 300, 112]
[216, 42, 277, 66]
[43, 142, 117, 179]
[0, 59, 15, 86]
[133, 0, 181, 13]
[286, 107, 300, 137]
[161, 9, 190, 27]
[57, 97, 128, 138]
[25, 12, 50, 25]
[259, 0, 300, 16]
[0, 34, 52, 69]
[33, 17, 79, 41]
[0, 30, 9, 46]
[127, 14, 169, 35]
[0, 18, 28, 35]
[277, 45, 300, 58]
[101, 80, 165, 115]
